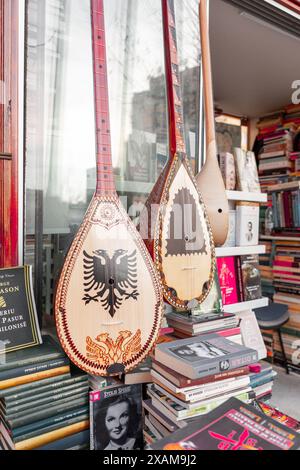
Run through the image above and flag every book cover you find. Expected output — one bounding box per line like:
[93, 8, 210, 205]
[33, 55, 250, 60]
[90, 384, 143, 450]
[233, 148, 260, 192]
[150, 397, 300, 450]
[240, 255, 262, 301]
[217, 257, 239, 305]
[154, 334, 258, 379]
[235, 203, 259, 246]
[0, 266, 42, 354]
[219, 153, 236, 190]
[222, 210, 236, 248]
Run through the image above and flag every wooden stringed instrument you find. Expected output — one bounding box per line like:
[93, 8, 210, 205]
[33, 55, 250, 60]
[196, 0, 229, 246]
[54, 0, 163, 376]
[139, 0, 215, 311]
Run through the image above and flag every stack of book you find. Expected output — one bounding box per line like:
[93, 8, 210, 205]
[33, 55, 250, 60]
[257, 127, 294, 177]
[249, 362, 276, 401]
[143, 334, 259, 445]
[283, 103, 300, 132]
[0, 336, 89, 450]
[166, 312, 241, 343]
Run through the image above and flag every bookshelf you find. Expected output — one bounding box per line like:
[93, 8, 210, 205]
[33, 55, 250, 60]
[216, 245, 266, 257]
[226, 190, 267, 203]
[260, 235, 299, 242]
[225, 297, 269, 314]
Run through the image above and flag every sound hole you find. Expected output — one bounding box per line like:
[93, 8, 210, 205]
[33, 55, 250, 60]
[109, 278, 115, 285]
[185, 236, 189, 242]
[218, 208, 223, 213]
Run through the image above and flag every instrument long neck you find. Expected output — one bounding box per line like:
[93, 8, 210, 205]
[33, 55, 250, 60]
[162, 0, 186, 157]
[91, 0, 116, 196]
[199, 0, 216, 152]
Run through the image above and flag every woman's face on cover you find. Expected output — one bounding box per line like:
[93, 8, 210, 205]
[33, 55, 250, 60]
[105, 401, 130, 442]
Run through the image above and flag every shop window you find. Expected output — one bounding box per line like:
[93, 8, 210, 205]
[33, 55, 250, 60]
[24, 0, 202, 322]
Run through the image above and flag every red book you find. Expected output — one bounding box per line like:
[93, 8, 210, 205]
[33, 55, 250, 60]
[216, 257, 239, 305]
[216, 327, 241, 338]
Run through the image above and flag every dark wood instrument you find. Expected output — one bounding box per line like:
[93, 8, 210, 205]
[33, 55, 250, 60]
[139, 0, 215, 311]
[196, 0, 229, 246]
[54, 0, 163, 376]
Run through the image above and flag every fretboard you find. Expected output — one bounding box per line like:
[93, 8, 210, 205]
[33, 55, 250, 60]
[91, 0, 116, 196]
[162, 0, 186, 157]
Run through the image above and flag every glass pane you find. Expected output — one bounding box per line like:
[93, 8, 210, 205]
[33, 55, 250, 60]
[24, 0, 202, 322]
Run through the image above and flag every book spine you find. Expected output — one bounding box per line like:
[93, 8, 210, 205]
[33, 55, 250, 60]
[0, 373, 71, 398]
[5, 391, 88, 421]
[0, 366, 70, 391]
[0, 351, 65, 374]
[12, 406, 89, 438]
[3, 384, 89, 414]
[90, 395, 94, 450]
[4, 376, 88, 405]
[0, 357, 69, 381]
[15, 420, 89, 451]
[236, 256, 244, 302]
[14, 412, 89, 444]
[6, 396, 89, 429]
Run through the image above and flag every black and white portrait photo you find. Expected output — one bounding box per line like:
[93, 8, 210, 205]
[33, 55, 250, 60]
[171, 340, 228, 362]
[90, 384, 143, 450]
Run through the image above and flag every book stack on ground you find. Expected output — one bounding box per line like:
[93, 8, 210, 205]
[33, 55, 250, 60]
[166, 312, 241, 343]
[143, 334, 259, 445]
[149, 397, 300, 450]
[249, 362, 277, 402]
[0, 335, 89, 450]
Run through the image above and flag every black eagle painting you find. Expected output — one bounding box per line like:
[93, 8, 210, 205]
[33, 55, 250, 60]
[82, 249, 139, 318]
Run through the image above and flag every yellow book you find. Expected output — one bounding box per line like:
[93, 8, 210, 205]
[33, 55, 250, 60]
[0, 366, 70, 390]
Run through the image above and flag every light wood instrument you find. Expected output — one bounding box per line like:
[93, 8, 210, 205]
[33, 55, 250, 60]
[54, 0, 163, 376]
[196, 0, 229, 246]
[139, 0, 215, 311]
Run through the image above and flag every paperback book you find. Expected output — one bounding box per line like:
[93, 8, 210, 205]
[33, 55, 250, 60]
[154, 334, 258, 379]
[90, 384, 143, 450]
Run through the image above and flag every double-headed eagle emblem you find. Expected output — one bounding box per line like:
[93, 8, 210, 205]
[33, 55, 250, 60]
[82, 249, 139, 318]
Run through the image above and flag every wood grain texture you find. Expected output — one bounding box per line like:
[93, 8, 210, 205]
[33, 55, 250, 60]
[55, 0, 163, 376]
[196, 0, 228, 247]
[139, 0, 215, 310]
[55, 196, 163, 376]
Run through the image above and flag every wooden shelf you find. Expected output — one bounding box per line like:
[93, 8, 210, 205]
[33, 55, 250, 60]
[216, 245, 266, 257]
[226, 190, 267, 203]
[260, 235, 300, 242]
[224, 297, 269, 314]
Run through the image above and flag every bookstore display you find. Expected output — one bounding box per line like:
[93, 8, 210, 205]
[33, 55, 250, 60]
[1, 0, 300, 454]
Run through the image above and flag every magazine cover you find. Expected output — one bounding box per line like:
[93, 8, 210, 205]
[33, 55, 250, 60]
[90, 384, 143, 450]
[151, 397, 300, 450]
[240, 255, 262, 301]
[216, 257, 239, 305]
